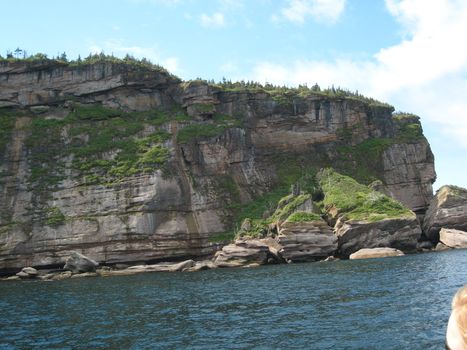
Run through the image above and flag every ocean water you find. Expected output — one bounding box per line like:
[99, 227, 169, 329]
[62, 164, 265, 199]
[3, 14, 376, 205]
[0, 249, 466, 350]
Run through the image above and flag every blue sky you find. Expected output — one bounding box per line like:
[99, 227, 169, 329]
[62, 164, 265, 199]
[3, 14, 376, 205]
[2, 0, 466, 189]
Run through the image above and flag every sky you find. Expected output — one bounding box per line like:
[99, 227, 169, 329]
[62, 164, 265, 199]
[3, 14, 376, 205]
[1, 0, 466, 190]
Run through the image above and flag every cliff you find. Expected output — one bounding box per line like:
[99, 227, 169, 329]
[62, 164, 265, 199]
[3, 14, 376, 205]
[0, 59, 436, 274]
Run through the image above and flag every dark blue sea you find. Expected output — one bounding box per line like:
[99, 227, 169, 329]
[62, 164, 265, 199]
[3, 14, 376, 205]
[1, 249, 466, 349]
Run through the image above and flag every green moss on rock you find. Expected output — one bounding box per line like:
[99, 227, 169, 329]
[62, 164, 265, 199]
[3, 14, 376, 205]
[25, 105, 173, 187]
[270, 194, 312, 221]
[317, 168, 413, 222]
[176, 114, 241, 144]
[0, 109, 16, 156]
[44, 207, 66, 226]
[286, 211, 322, 223]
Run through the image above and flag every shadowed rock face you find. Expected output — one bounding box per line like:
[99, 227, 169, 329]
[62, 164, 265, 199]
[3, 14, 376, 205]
[0, 61, 436, 273]
[334, 216, 421, 258]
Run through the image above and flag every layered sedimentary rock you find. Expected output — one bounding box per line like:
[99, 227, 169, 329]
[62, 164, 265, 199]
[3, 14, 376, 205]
[334, 216, 421, 258]
[0, 60, 436, 273]
[213, 239, 273, 267]
[276, 220, 337, 262]
[423, 186, 467, 242]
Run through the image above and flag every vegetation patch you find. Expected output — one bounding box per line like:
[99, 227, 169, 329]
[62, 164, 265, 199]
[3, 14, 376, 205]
[0, 109, 17, 156]
[0, 52, 179, 80]
[317, 168, 413, 222]
[270, 194, 312, 221]
[286, 211, 322, 223]
[207, 79, 393, 109]
[177, 123, 227, 143]
[396, 122, 423, 141]
[176, 113, 241, 144]
[193, 103, 215, 114]
[25, 104, 173, 189]
[71, 126, 170, 184]
[208, 231, 236, 243]
[235, 218, 269, 239]
[392, 112, 419, 121]
[44, 207, 66, 226]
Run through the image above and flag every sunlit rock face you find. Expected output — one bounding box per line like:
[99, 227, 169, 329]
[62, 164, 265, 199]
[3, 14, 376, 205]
[423, 185, 467, 242]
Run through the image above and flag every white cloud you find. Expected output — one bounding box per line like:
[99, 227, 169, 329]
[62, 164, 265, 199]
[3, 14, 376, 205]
[253, 0, 467, 149]
[87, 40, 179, 73]
[277, 0, 347, 24]
[200, 12, 225, 27]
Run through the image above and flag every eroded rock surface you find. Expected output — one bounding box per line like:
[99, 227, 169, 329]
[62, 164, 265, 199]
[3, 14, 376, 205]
[213, 239, 273, 267]
[277, 220, 337, 262]
[349, 247, 404, 260]
[64, 251, 99, 274]
[16, 266, 38, 279]
[423, 186, 467, 242]
[334, 216, 421, 258]
[439, 228, 467, 249]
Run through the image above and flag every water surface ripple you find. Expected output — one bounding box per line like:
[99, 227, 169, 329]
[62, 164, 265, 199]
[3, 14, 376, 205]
[1, 250, 466, 349]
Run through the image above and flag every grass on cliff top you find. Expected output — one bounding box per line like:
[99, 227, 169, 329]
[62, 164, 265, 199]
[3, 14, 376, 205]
[203, 79, 393, 109]
[2, 51, 393, 110]
[317, 168, 413, 222]
[0, 52, 179, 79]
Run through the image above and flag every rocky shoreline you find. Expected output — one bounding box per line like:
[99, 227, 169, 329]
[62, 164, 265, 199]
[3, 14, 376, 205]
[3, 182, 466, 282]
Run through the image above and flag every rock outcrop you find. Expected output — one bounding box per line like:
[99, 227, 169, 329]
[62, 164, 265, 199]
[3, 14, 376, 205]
[0, 59, 436, 273]
[334, 216, 420, 258]
[317, 169, 422, 257]
[15, 266, 38, 279]
[439, 228, 467, 249]
[276, 220, 337, 262]
[213, 239, 274, 267]
[63, 252, 99, 274]
[349, 247, 404, 260]
[423, 186, 467, 242]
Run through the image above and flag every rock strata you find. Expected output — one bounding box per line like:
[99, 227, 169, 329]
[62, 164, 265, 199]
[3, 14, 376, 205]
[213, 240, 272, 267]
[334, 216, 421, 258]
[99, 260, 196, 276]
[276, 220, 337, 262]
[439, 228, 467, 249]
[423, 185, 467, 242]
[349, 247, 404, 260]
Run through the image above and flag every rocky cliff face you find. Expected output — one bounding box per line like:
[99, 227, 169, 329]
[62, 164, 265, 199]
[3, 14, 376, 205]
[0, 60, 436, 273]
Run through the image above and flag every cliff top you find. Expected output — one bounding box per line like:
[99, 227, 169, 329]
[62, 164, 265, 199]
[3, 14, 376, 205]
[0, 53, 393, 110]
